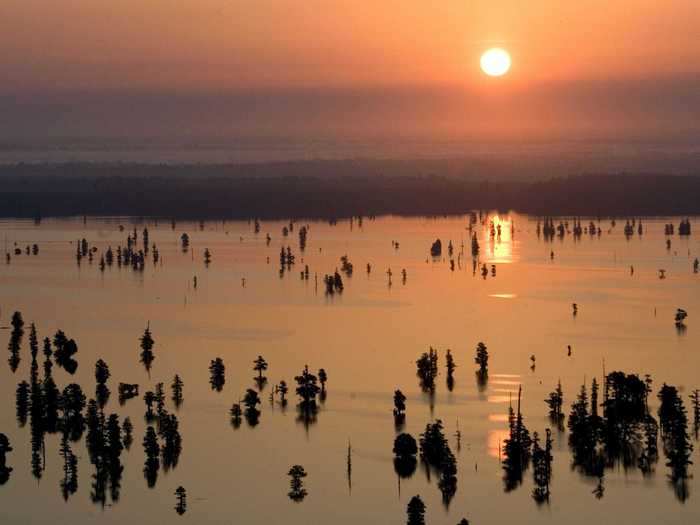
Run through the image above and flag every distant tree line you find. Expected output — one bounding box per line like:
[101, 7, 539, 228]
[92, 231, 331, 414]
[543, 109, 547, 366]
[3, 166, 700, 218]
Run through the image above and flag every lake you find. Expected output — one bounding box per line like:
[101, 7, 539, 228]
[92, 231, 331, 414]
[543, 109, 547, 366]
[0, 214, 698, 525]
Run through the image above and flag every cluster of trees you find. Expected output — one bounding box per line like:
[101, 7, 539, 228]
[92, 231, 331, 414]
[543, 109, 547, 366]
[419, 420, 458, 506]
[563, 371, 693, 501]
[340, 255, 353, 276]
[502, 387, 533, 492]
[545, 381, 565, 431]
[323, 272, 344, 294]
[279, 246, 296, 276]
[299, 226, 308, 252]
[658, 384, 694, 500]
[142, 382, 183, 486]
[416, 348, 439, 392]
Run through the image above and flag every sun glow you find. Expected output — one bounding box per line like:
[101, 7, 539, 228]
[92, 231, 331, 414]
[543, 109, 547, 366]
[480, 48, 511, 77]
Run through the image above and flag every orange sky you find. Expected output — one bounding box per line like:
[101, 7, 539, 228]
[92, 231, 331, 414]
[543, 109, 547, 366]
[3, 0, 698, 90]
[1, 1, 699, 145]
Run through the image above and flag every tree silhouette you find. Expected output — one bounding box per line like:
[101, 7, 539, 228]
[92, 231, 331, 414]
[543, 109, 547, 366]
[230, 403, 243, 428]
[658, 384, 693, 501]
[393, 433, 418, 479]
[139, 325, 155, 374]
[295, 365, 320, 413]
[393, 389, 407, 427]
[7, 311, 24, 372]
[15, 381, 29, 426]
[502, 386, 532, 491]
[174, 486, 187, 515]
[318, 368, 328, 393]
[172, 375, 184, 408]
[406, 495, 426, 525]
[0, 434, 12, 486]
[243, 389, 261, 426]
[142, 426, 160, 488]
[118, 383, 139, 405]
[474, 342, 488, 373]
[278, 380, 289, 406]
[143, 391, 156, 421]
[53, 331, 78, 374]
[253, 355, 268, 389]
[531, 429, 553, 503]
[209, 358, 225, 392]
[446, 349, 456, 391]
[545, 380, 565, 430]
[416, 348, 438, 391]
[287, 465, 308, 502]
[123, 417, 133, 450]
[95, 359, 111, 409]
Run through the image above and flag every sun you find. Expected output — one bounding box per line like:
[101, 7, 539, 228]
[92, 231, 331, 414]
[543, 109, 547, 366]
[480, 48, 511, 77]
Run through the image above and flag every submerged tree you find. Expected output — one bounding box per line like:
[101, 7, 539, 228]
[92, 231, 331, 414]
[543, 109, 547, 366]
[416, 348, 438, 391]
[230, 403, 243, 428]
[209, 358, 225, 392]
[139, 325, 155, 374]
[658, 384, 693, 501]
[545, 380, 565, 430]
[95, 359, 111, 409]
[278, 380, 289, 406]
[474, 342, 488, 374]
[53, 331, 78, 375]
[295, 365, 320, 413]
[406, 495, 426, 525]
[393, 433, 418, 479]
[419, 419, 458, 505]
[253, 355, 268, 389]
[288, 465, 308, 502]
[394, 389, 407, 427]
[446, 349, 456, 391]
[143, 426, 160, 488]
[0, 433, 13, 486]
[502, 386, 532, 492]
[123, 417, 133, 450]
[7, 312, 25, 373]
[243, 389, 261, 426]
[174, 486, 187, 515]
[531, 429, 553, 503]
[172, 375, 184, 407]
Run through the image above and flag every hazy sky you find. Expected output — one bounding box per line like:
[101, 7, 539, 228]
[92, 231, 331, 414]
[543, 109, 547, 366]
[2, 0, 699, 145]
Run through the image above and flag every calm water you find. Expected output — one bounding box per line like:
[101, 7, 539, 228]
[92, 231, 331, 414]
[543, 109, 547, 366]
[0, 215, 699, 524]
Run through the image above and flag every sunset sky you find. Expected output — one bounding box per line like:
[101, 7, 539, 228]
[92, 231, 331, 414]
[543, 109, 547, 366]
[2, 0, 699, 144]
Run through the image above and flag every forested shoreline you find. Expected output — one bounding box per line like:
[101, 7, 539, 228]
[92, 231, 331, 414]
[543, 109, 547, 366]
[0, 163, 699, 219]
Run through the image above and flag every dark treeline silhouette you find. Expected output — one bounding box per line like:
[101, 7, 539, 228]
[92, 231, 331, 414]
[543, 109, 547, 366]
[5, 166, 700, 218]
